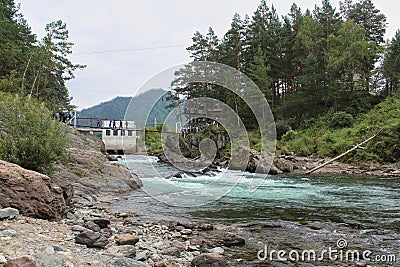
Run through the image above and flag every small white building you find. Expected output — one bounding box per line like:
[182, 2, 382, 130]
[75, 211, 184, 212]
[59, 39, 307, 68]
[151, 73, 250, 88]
[102, 128, 137, 154]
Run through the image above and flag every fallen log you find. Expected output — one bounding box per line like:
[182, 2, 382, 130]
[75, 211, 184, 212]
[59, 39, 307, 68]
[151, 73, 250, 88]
[305, 129, 384, 175]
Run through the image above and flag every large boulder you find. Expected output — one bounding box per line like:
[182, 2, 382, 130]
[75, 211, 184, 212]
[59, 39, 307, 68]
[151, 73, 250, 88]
[0, 161, 66, 220]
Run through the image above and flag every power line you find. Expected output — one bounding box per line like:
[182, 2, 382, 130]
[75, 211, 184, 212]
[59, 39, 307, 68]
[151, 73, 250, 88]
[72, 44, 188, 55]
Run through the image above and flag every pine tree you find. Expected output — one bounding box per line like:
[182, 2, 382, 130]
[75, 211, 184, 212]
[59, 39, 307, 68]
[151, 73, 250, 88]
[0, 0, 35, 92]
[326, 20, 375, 92]
[383, 31, 400, 95]
[33, 20, 85, 109]
[313, 0, 343, 38]
[347, 0, 387, 45]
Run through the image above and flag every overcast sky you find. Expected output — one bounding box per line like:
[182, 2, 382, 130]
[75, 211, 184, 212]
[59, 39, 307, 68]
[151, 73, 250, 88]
[18, 0, 399, 109]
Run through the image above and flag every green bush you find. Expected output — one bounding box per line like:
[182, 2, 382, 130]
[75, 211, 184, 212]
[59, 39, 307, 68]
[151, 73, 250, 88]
[279, 96, 400, 163]
[329, 111, 354, 129]
[0, 93, 68, 174]
[144, 124, 163, 153]
[281, 130, 298, 142]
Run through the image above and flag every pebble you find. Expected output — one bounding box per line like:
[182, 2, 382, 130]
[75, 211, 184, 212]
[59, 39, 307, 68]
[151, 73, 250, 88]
[181, 229, 192, 235]
[2, 229, 17, 236]
[45, 246, 55, 255]
[115, 234, 139, 246]
[0, 254, 7, 263]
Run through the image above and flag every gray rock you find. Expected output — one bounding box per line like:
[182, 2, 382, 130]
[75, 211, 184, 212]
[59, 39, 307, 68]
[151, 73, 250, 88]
[191, 253, 228, 267]
[75, 230, 109, 248]
[161, 247, 181, 257]
[135, 250, 149, 261]
[84, 221, 101, 232]
[0, 208, 19, 220]
[2, 229, 16, 236]
[275, 158, 295, 172]
[45, 246, 55, 255]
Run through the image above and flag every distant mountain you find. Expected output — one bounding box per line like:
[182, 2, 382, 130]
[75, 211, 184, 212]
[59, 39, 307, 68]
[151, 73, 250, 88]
[78, 88, 174, 129]
[124, 88, 174, 128]
[78, 96, 131, 120]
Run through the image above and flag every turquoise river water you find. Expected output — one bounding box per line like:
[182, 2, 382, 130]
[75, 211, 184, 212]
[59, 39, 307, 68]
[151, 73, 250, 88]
[111, 155, 400, 233]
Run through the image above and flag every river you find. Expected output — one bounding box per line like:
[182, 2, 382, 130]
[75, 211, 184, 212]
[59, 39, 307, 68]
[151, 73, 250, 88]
[109, 155, 400, 235]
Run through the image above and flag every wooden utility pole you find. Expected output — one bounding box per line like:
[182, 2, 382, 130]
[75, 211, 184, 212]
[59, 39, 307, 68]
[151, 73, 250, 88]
[305, 129, 384, 175]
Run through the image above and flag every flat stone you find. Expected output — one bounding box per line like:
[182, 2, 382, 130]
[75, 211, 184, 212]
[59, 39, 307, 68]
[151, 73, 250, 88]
[4, 255, 38, 267]
[0, 208, 19, 220]
[115, 234, 139, 246]
[2, 229, 17, 236]
[75, 230, 109, 248]
[191, 253, 228, 267]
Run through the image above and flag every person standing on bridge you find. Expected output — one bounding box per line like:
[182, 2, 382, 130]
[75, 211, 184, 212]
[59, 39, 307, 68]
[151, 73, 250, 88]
[97, 118, 101, 128]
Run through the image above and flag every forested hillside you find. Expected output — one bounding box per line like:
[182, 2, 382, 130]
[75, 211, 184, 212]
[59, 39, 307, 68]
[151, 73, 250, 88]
[171, 0, 399, 140]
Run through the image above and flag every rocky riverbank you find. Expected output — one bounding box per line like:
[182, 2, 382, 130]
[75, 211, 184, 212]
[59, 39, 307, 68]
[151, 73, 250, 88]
[1, 199, 398, 266]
